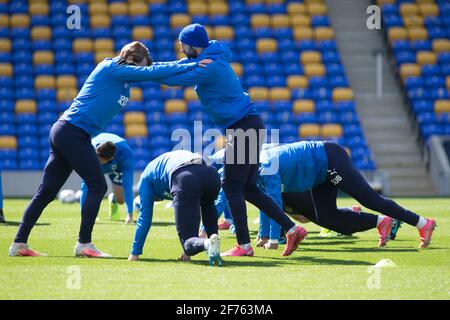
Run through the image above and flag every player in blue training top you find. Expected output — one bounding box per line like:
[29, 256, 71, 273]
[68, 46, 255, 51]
[152, 24, 304, 257]
[256, 141, 437, 249]
[79, 133, 136, 224]
[9, 41, 210, 258]
[128, 150, 222, 266]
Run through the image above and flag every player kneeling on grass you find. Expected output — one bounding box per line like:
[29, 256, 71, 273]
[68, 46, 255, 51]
[79, 133, 135, 224]
[8, 41, 208, 258]
[257, 141, 436, 249]
[127, 150, 222, 266]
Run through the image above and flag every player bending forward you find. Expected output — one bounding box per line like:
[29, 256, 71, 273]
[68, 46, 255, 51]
[128, 150, 222, 266]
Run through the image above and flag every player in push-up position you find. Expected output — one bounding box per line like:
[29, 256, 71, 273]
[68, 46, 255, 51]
[128, 150, 222, 266]
[79, 133, 136, 224]
[256, 141, 436, 249]
[9, 41, 210, 258]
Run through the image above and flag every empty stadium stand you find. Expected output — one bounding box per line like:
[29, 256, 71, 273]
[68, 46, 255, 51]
[0, 0, 376, 176]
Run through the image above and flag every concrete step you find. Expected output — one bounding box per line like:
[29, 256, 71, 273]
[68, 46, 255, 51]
[388, 167, 431, 179]
[389, 180, 436, 196]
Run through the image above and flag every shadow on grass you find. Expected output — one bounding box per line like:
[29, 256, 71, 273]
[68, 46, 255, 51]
[301, 240, 359, 246]
[288, 255, 373, 266]
[0, 221, 50, 227]
[299, 247, 420, 253]
[94, 221, 175, 227]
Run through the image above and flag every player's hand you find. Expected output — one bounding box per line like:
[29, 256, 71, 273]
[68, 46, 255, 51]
[125, 215, 134, 224]
[199, 59, 213, 68]
[178, 253, 191, 262]
[128, 254, 139, 261]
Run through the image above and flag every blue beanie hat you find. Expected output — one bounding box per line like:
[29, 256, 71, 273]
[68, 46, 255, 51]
[178, 23, 209, 48]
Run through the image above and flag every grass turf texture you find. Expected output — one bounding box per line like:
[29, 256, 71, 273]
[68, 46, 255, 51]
[0, 198, 449, 300]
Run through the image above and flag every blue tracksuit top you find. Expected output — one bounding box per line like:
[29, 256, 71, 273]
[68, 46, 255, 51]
[152, 40, 258, 129]
[258, 141, 329, 210]
[80, 133, 135, 214]
[61, 57, 198, 136]
[131, 150, 203, 255]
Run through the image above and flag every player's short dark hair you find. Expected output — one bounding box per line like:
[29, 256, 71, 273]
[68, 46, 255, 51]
[119, 41, 152, 66]
[96, 141, 116, 160]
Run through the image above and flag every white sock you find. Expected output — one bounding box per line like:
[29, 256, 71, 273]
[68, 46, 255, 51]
[77, 242, 91, 249]
[239, 243, 251, 250]
[287, 225, 297, 235]
[376, 216, 385, 227]
[224, 219, 233, 224]
[416, 217, 427, 229]
[204, 239, 210, 251]
[268, 239, 279, 244]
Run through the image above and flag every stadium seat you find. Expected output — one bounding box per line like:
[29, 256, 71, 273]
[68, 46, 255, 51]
[332, 88, 354, 101]
[209, 2, 229, 16]
[56, 75, 77, 89]
[418, 3, 439, 16]
[416, 51, 437, 65]
[432, 39, 450, 53]
[129, 2, 149, 16]
[299, 123, 320, 137]
[57, 88, 77, 102]
[306, 3, 328, 16]
[256, 39, 277, 53]
[388, 27, 408, 42]
[170, 14, 191, 29]
[287, 75, 308, 89]
[16, 100, 37, 114]
[73, 39, 94, 53]
[95, 51, 114, 63]
[165, 100, 187, 113]
[403, 15, 424, 28]
[132, 26, 153, 40]
[33, 51, 54, 65]
[125, 124, 148, 138]
[230, 62, 243, 77]
[290, 14, 311, 27]
[248, 87, 269, 101]
[124, 112, 146, 125]
[94, 39, 114, 52]
[10, 14, 30, 28]
[251, 14, 270, 29]
[29, 2, 49, 16]
[184, 88, 198, 101]
[301, 51, 322, 64]
[0, 38, 10, 52]
[188, 2, 208, 15]
[314, 27, 335, 40]
[269, 87, 291, 101]
[90, 14, 111, 29]
[400, 63, 421, 80]
[109, 2, 128, 16]
[399, 3, 419, 15]
[321, 123, 343, 137]
[293, 100, 315, 113]
[434, 100, 450, 114]
[293, 27, 313, 40]
[271, 14, 290, 29]
[35, 75, 55, 89]
[214, 26, 234, 40]
[304, 63, 326, 77]
[407, 27, 428, 41]
[287, 2, 306, 15]
[0, 63, 13, 76]
[0, 14, 8, 28]
[130, 87, 143, 102]
[31, 26, 51, 40]
[0, 136, 17, 149]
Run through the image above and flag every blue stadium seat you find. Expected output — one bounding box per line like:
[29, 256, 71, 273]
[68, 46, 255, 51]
[0, 123, 15, 135]
[19, 159, 41, 170]
[0, 159, 17, 170]
[0, 149, 17, 161]
[16, 113, 37, 124]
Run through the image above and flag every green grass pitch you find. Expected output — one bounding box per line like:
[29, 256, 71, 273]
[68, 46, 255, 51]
[0, 198, 449, 300]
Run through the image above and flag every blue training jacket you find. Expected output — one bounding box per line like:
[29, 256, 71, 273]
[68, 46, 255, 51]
[80, 133, 135, 214]
[258, 141, 329, 210]
[131, 150, 203, 255]
[152, 40, 258, 129]
[61, 57, 198, 136]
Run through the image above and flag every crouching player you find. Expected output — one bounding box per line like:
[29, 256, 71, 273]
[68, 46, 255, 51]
[80, 133, 135, 224]
[128, 150, 222, 266]
[257, 141, 436, 248]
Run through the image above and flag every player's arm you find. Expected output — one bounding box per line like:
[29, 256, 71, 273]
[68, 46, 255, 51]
[109, 61, 199, 82]
[122, 167, 135, 218]
[152, 58, 189, 65]
[129, 183, 155, 260]
[152, 61, 216, 87]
